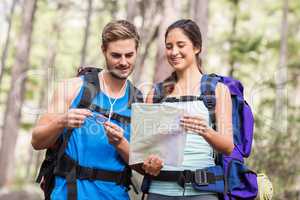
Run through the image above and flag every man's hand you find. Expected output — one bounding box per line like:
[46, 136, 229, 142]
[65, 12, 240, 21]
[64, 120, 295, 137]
[103, 121, 125, 146]
[60, 108, 92, 128]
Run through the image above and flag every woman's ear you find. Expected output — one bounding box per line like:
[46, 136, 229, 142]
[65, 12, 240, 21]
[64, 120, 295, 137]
[194, 46, 201, 55]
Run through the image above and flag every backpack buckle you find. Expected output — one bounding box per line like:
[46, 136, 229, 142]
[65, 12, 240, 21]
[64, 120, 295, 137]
[194, 169, 209, 186]
[183, 170, 194, 183]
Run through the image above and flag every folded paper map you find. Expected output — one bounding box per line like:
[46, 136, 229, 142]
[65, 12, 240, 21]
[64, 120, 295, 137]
[129, 103, 186, 166]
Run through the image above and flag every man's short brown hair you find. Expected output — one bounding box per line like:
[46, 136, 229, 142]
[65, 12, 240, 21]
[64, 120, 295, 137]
[102, 20, 140, 50]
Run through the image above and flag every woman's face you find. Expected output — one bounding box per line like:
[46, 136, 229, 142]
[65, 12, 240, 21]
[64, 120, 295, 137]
[165, 28, 200, 71]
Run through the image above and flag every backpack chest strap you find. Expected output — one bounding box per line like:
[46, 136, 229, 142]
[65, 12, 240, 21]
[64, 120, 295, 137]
[88, 103, 131, 125]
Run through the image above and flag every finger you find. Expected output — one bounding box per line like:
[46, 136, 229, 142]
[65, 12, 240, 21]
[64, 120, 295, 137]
[74, 114, 88, 121]
[142, 162, 150, 173]
[104, 121, 122, 131]
[104, 126, 123, 141]
[104, 124, 118, 135]
[182, 123, 207, 131]
[180, 119, 207, 129]
[69, 120, 83, 128]
[185, 126, 206, 134]
[181, 123, 207, 133]
[181, 118, 205, 125]
[182, 115, 205, 122]
[73, 109, 92, 116]
[104, 124, 123, 139]
[180, 121, 206, 129]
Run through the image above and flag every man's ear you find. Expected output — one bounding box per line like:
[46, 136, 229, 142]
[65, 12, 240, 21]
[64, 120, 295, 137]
[101, 45, 106, 54]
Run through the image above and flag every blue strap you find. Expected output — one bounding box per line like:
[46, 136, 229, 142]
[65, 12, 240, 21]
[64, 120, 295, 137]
[153, 82, 164, 103]
[200, 74, 219, 130]
[200, 74, 219, 96]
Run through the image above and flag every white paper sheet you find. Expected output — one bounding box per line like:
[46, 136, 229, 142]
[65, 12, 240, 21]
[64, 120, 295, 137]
[129, 103, 187, 166]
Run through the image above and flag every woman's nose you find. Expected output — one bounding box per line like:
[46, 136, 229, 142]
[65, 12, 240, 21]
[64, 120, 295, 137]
[171, 47, 179, 55]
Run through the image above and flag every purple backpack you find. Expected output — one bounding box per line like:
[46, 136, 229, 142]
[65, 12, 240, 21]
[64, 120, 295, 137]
[199, 74, 258, 199]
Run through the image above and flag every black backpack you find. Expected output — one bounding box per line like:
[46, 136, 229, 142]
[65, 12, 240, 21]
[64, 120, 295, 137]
[35, 67, 142, 200]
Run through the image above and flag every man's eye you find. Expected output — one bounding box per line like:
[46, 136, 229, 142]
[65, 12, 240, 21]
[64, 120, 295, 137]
[125, 53, 134, 58]
[111, 54, 121, 58]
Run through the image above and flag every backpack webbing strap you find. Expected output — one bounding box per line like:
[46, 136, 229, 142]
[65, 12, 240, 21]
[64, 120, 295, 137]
[150, 169, 223, 186]
[77, 70, 100, 108]
[88, 103, 131, 124]
[35, 148, 58, 183]
[200, 74, 219, 130]
[127, 81, 144, 107]
[200, 74, 223, 166]
[55, 70, 101, 199]
[152, 82, 164, 103]
[54, 154, 138, 194]
[163, 96, 203, 103]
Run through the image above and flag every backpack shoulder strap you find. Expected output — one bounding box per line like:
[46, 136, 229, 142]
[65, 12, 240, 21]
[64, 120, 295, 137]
[57, 68, 101, 163]
[200, 74, 220, 130]
[77, 68, 101, 108]
[152, 82, 164, 103]
[152, 72, 177, 103]
[127, 81, 144, 107]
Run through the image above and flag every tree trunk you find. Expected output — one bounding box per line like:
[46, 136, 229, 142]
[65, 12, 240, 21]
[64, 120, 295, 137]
[126, 0, 137, 22]
[80, 0, 93, 66]
[153, 0, 181, 83]
[0, 0, 18, 89]
[0, 0, 37, 187]
[132, 0, 162, 85]
[274, 0, 288, 133]
[189, 0, 209, 61]
[27, 2, 65, 182]
[228, 0, 239, 77]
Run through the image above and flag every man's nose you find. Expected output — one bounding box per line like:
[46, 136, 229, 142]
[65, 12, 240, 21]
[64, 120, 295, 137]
[120, 56, 127, 65]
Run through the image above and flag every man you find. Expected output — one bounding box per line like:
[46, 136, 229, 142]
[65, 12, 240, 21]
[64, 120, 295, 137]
[32, 20, 142, 200]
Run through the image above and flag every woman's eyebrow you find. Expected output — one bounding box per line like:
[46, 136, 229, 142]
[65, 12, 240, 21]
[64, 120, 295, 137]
[177, 41, 186, 44]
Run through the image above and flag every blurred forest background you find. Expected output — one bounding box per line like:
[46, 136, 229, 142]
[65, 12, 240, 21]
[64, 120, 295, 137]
[0, 0, 299, 199]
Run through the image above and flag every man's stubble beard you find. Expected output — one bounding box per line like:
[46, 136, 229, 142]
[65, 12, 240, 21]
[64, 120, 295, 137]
[106, 65, 134, 80]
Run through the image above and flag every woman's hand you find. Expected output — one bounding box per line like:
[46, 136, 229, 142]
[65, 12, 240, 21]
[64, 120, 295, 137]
[103, 121, 125, 146]
[142, 155, 164, 176]
[180, 115, 209, 136]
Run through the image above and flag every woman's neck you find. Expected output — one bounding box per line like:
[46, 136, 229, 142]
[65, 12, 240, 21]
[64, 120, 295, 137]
[175, 64, 202, 90]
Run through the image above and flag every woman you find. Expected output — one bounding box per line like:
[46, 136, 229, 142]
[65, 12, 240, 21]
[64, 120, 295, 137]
[142, 19, 234, 200]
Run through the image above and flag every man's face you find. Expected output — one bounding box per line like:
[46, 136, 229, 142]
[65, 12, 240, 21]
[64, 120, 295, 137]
[103, 39, 137, 79]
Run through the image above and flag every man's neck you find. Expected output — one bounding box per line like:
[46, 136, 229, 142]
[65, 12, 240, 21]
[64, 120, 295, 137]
[99, 71, 127, 97]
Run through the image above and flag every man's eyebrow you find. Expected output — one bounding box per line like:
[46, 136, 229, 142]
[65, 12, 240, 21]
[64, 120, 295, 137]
[111, 52, 121, 55]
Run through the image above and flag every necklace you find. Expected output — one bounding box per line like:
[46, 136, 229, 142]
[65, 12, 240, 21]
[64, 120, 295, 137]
[101, 72, 127, 121]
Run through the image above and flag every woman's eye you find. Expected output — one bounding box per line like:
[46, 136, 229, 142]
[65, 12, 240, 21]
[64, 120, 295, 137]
[166, 45, 172, 50]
